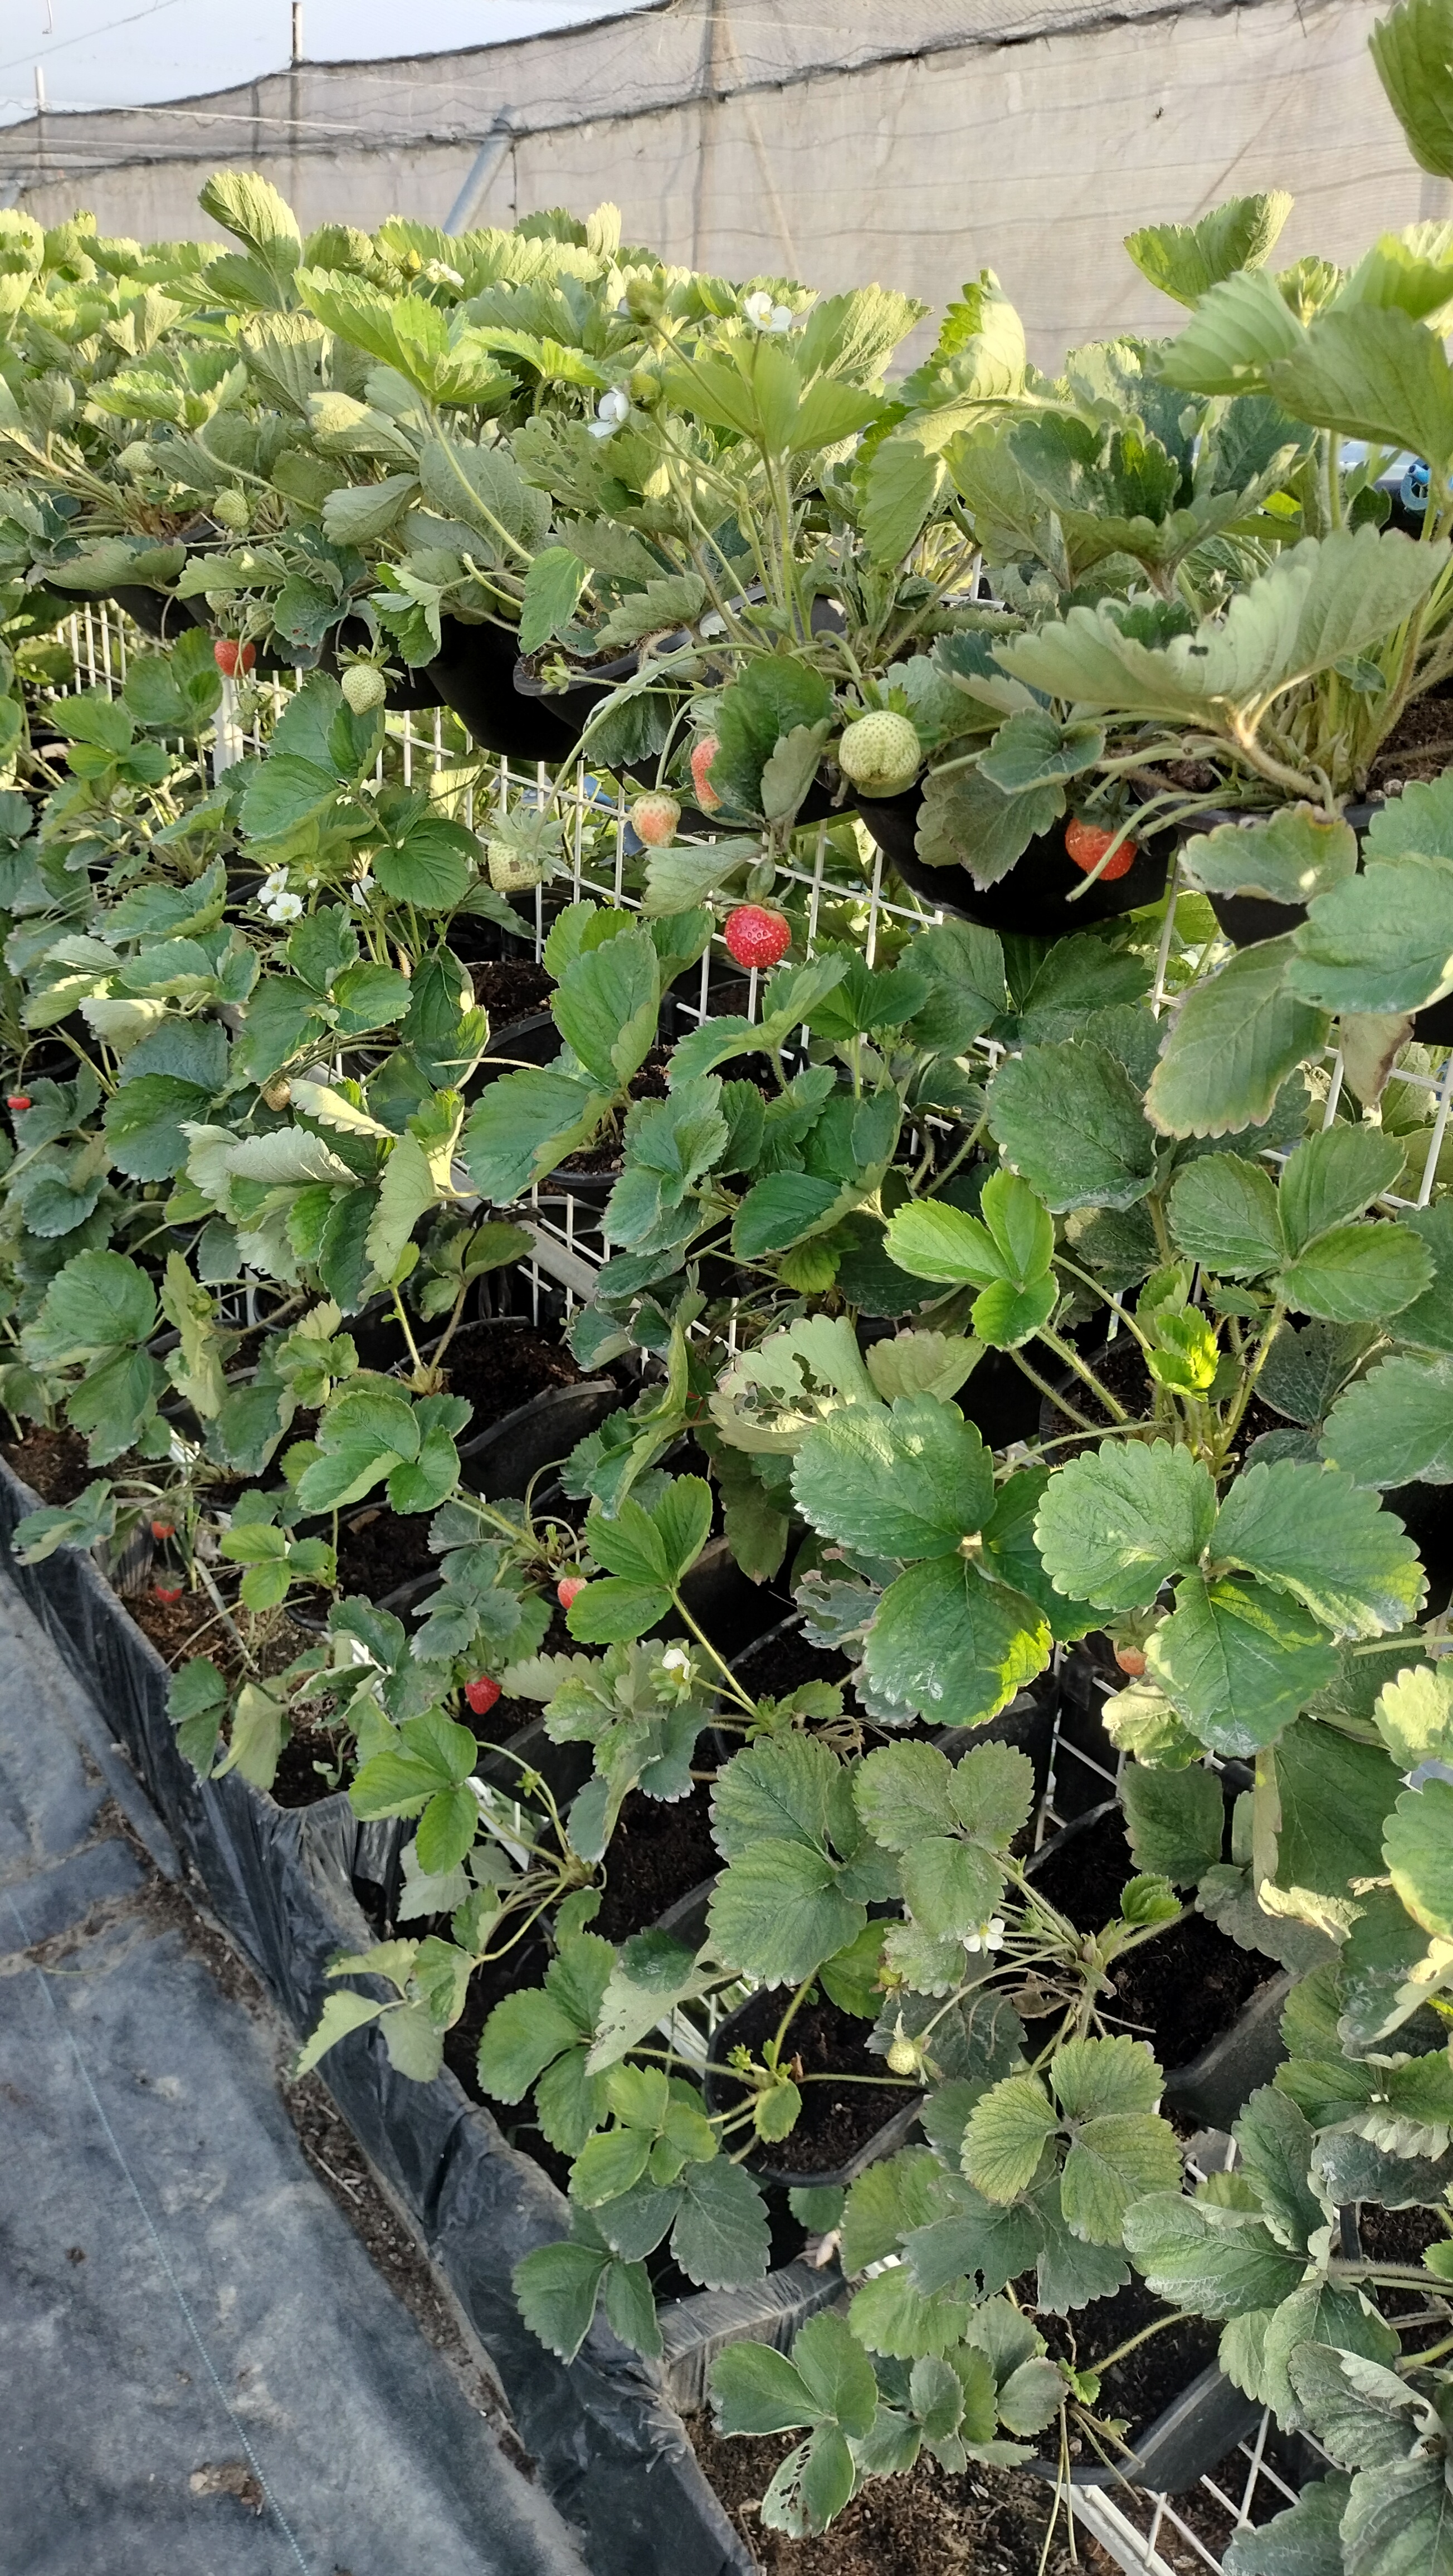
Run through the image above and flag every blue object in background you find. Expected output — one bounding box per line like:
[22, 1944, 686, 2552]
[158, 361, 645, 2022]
[1401, 457, 1431, 518]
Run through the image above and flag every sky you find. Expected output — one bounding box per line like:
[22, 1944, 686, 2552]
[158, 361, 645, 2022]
[0, 2, 640, 126]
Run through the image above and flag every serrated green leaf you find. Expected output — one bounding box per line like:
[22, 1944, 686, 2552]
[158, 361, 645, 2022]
[552, 924, 659, 1090]
[1167, 1156, 1283, 1275]
[706, 1841, 865, 1985]
[1125, 194, 1294, 306]
[1120, 1759, 1225, 1885]
[1147, 940, 1329, 1140]
[1147, 1573, 1340, 1756]
[864, 1554, 1051, 1729]
[511, 2237, 611, 2363]
[847, 2265, 973, 2359]
[1324, 1351, 1453, 1486]
[988, 1040, 1157, 1213]
[1385, 1777, 1453, 1939]
[671, 2156, 771, 2290]
[1122, 2193, 1306, 2316]
[710, 2340, 816, 2436]
[792, 1394, 993, 1559]
[1034, 1441, 1217, 1612]
[961, 2074, 1059, 2202]
[1213, 1461, 1425, 1636]
[1223, 2474, 1350, 2576]
[1289, 856, 1453, 1017]
[1235, 2085, 1323, 2255]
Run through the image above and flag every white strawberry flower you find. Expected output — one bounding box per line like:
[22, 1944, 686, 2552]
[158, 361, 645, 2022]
[588, 386, 631, 440]
[742, 289, 796, 333]
[349, 871, 374, 908]
[964, 1917, 1006, 1954]
[259, 866, 304, 923]
[661, 1646, 691, 1674]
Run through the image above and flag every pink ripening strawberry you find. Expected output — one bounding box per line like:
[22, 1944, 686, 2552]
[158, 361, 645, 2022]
[690, 737, 722, 812]
[557, 1574, 587, 1612]
[629, 792, 681, 847]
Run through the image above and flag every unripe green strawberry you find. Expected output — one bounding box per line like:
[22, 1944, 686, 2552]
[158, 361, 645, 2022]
[212, 488, 250, 533]
[630, 791, 681, 847]
[342, 665, 387, 715]
[837, 710, 921, 796]
[488, 841, 547, 894]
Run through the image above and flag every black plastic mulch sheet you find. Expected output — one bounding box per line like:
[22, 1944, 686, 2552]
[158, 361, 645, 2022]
[0, 1457, 748, 2576]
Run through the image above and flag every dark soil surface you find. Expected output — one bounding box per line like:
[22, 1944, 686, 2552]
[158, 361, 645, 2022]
[688, 2418, 1089, 2575]
[1035, 2273, 1219, 2446]
[1041, 1337, 1283, 1463]
[470, 959, 553, 1018]
[555, 1047, 671, 1175]
[1369, 697, 1453, 790]
[733, 1622, 852, 1705]
[1357, 2199, 1450, 2321]
[270, 1723, 349, 1808]
[128, 1582, 236, 1667]
[443, 1928, 576, 2191]
[591, 1782, 719, 1942]
[334, 1505, 438, 1600]
[1027, 1812, 1278, 2071]
[437, 1320, 582, 1428]
[4, 1421, 103, 1504]
[711, 1987, 915, 2178]
[282, 2072, 515, 2440]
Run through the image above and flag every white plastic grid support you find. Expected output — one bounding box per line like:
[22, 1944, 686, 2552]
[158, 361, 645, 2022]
[42, 598, 1453, 1237]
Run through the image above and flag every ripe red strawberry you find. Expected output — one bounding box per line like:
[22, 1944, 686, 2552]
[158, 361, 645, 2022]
[689, 736, 722, 812]
[557, 1574, 587, 1612]
[724, 905, 791, 970]
[6, 1093, 31, 1111]
[1066, 818, 1135, 881]
[213, 637, 256, 678]
[465, 1675, 501, 1717]
[152, 1582, 183, 1606]
[150, 1518, 175, 1541]
[1114, 1645, 1147, 1676]
[630, 791, 681, 847]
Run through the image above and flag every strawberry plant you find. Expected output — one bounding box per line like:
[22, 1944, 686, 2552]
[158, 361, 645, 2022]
[4, 45, 1453, 2562]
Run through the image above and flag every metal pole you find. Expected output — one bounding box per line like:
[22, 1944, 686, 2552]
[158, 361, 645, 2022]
[291, 4, 303, 64]
[444, 115, 515, 233]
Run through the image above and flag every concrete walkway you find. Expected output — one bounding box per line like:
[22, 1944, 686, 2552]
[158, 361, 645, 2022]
[0, 1574, 588, 2576]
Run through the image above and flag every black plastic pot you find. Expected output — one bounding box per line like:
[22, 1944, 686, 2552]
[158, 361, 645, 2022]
[1038, 2353, 1260, 2492]
[702, 1987, 924, 2192]
[420, 616, 578, 762]
[0, 1450, 752, 2576]
[1192, 801, 1381, 952]
[513, 644, 651, 749]
[1384, 1476, 1453, 1617]
[857, 783, 1170, 932]
[457, 1375, 619, 1498]
[1189, 801, 1453, 1047]
[1027, 1796, 1289, 2129]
